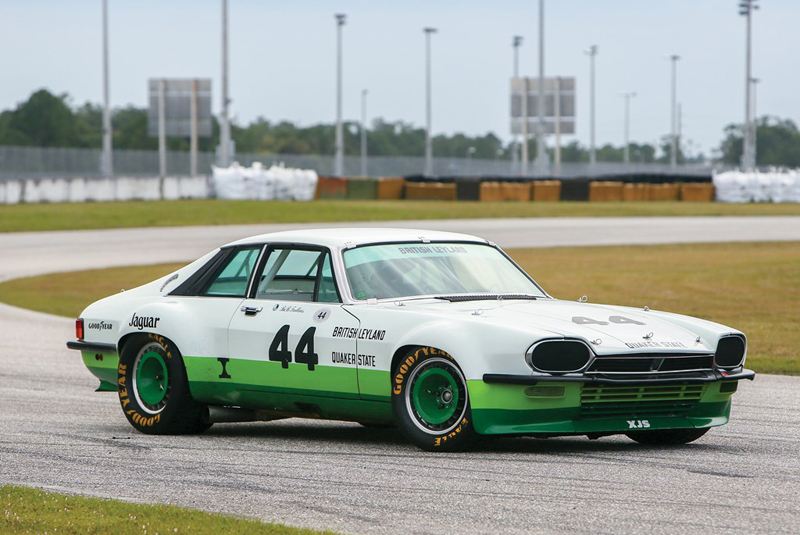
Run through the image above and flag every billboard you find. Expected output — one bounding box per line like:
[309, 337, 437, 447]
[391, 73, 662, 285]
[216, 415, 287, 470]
[147, 79, 213, 137]
[510, 77, 575, 135]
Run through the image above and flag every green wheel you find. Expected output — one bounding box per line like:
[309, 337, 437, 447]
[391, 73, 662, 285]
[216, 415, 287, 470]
[118, 333, 210, 435]
[392, 347, 476, 451]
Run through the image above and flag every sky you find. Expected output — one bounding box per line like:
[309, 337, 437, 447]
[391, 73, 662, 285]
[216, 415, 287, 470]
[1, 0, 798, 157]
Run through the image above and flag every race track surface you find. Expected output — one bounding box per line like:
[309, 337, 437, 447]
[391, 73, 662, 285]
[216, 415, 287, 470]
[2, 216, 799, 534]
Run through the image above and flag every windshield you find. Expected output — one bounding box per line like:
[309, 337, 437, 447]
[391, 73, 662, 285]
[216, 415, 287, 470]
[342, 242, 546, 300]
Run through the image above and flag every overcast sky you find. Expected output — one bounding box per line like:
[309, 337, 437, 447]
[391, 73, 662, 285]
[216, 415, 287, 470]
[2, 0, 798, 156]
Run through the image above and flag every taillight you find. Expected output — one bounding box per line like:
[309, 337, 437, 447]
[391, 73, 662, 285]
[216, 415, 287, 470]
[76, 318, 84, 340]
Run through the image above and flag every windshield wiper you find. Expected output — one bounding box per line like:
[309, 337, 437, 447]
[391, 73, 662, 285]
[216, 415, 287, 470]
[435, 294, 540, 303]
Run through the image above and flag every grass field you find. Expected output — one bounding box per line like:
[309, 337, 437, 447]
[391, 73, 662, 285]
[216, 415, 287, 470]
[0, 241, 796, 374]
[2, 199, 800, 232]
[0, 485, 335, 535]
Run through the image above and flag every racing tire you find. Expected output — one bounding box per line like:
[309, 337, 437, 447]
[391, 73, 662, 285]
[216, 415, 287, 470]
[625, 427, 709, 445]
[117, 333, 211, 435]
[391, 347, 476, 452]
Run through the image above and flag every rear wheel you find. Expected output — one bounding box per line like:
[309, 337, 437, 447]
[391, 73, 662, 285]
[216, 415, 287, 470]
[625, 427, 709, 445]
[392, 347, 476, 451]
[118, 334, 210, 435]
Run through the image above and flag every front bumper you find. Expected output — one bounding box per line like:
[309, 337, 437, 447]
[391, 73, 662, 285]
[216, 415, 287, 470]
[468, 369, 754, 436]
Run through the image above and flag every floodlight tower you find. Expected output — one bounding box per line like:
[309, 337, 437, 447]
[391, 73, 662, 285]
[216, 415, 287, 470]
[101, 0, 113, 176]
[620, 91, 637, 164]
[535, 0, 545, 175]
[668, 54, 680, 168]
[739, 0, 759, 170]
[584, 45, 598, 167]
[334, 13, 346, 177]
[424, 27, 437, 176]
[512, 35, 523, 175]
[220, 0, 231, 167]
[361, 89, 368, 177]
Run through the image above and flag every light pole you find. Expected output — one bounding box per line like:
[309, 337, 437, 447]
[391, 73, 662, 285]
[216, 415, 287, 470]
[739, 0, 759, 170]
[536, 0, 545, 176]
[467, 146, 476, 175]
[360, 89, 368, 177]
[584, 45, 598, 167]
[751, 77, 760, 166]
[424, 27, 437, 176]
[334, 13, 346, 177]
[668, 54, 680, 168]
[220, 0, 231, 167]
[620, 91, 637, 164]
[101, 0, 113, 176]
[512, 35, 523, 175]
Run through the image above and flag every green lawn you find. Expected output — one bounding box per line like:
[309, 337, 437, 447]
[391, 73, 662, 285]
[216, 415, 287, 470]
[0, 485, 335, 535]
[2, 199, 800, 232]
[0, 241, 796, 374]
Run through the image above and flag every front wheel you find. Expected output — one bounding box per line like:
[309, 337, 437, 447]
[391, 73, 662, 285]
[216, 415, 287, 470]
[117, 333, 210, 435]
[392, 347, 476, 451]
[625, 427, 709, 445]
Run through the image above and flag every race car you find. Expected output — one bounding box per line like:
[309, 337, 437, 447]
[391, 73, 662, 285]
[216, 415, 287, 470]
[67, 228, 754, 451]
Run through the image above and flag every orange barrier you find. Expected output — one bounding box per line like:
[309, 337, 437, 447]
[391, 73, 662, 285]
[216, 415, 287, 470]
[622, 183, 648, 201]
[648, 183, 680, 201]
[405, 182, 457, 201]
[589, 181, 624, 202]
[480, 182, 532, 201]
[479, 182, 503, 202]
[316, 177, 348, 200]
[680, 183, 715, 202]
[376, 177, 406, 200]
[531, 180, 562, 202]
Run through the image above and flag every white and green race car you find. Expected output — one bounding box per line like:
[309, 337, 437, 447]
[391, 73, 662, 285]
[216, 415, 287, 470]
[67, 228, 754, 451]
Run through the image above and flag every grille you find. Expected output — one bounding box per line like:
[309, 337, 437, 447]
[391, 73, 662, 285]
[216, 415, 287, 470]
[587, 355, 714, 374]
[579, 383, 706, 420]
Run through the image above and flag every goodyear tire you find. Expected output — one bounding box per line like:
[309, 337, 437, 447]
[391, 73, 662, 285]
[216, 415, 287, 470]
[626, 427, 709, 445]
[117, 333, 210, 435]
[391, 347, 476, 452]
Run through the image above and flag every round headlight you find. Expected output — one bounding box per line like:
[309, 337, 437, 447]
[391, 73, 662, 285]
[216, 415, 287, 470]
[527, 340, 592, 374]
[715, 335, 746, 368]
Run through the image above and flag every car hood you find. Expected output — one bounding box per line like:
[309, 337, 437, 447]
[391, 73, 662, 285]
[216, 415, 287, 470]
[389, 298, 717, 355]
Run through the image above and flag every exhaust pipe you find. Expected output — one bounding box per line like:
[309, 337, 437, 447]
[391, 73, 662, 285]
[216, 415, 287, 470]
[204, 406, 287, 424]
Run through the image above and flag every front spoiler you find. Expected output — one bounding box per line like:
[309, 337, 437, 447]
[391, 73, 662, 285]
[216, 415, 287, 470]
[483, 368, 755, 386]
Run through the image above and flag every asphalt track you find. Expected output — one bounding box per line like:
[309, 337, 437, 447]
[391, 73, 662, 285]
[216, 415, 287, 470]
[2, 216, 799, 534]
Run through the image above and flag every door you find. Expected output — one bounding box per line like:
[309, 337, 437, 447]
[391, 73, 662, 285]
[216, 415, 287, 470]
[227, 246, 361, 399]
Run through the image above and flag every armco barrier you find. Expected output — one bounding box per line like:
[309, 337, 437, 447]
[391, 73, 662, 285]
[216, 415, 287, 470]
[680, 183, 715, 202]
[589, 181, 624, 202]
[315, 177, 348, 200]
[405, 182, 457, 201]
[376, 177, 406, 200]
[531, 180, 561, 202]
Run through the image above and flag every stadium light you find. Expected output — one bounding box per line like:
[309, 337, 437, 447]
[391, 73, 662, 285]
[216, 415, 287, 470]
[424, 27, 437, 176]
[619, 91, 637, 164]
[101, 0, 113, 176]
[512, 35, 523, 175]
[584, 45, 598, 167]
[667, 54, 680, 168]
[361, 89, 368, 177]
[739, 0, 759, 170]
[334, 13, 346, 177]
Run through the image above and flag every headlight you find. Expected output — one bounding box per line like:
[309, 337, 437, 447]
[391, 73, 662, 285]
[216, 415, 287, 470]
[715, 335, 746, 368]
[526, 339, 593, 374]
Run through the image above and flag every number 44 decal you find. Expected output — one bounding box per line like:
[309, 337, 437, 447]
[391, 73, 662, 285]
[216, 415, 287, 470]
[269, 325, 318, 371]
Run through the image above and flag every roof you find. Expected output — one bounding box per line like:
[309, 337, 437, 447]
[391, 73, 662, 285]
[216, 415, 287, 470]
[227, 227, 488, 249]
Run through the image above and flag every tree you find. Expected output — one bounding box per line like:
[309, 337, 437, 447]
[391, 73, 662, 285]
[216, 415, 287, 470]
[719, 116, 800, 168]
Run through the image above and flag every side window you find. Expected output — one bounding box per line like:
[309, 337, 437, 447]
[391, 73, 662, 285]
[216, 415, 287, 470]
[256, 248, 340, 303]
[318, 253, 339, 303]
[201, 247, 260, 297]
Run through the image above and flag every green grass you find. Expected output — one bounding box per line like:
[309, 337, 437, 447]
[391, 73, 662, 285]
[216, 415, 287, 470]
[0, 485, 335, 535]
[0, 241, 796, 374]
[2, 199, 800, 232]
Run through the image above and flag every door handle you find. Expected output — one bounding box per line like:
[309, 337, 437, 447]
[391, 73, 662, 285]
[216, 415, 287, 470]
[241, 306, 263, 316]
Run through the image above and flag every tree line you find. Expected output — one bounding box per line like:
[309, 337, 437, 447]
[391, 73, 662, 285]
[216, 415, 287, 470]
[1, 89, 798, 167]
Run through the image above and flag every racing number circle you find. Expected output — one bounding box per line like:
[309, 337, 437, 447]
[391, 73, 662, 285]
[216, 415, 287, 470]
[132, 341, 171, 414]
[405, 357, 468, 435]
